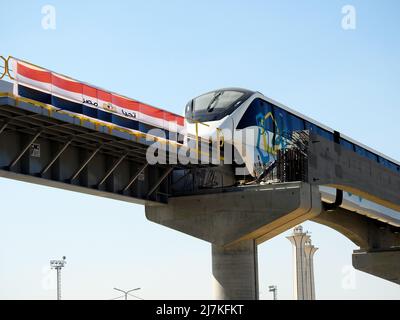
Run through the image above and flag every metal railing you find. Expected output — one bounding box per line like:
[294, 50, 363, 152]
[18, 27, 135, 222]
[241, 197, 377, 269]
[256, 130, 309, 184]
[0, 55, 14, 80]
[171, 130, 310, 196]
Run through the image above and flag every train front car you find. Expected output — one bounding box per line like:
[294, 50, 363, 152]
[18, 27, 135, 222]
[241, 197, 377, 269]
[184, 88, 253, 140]
[184, 88, 257, 177]
[184, 88, 287, 181]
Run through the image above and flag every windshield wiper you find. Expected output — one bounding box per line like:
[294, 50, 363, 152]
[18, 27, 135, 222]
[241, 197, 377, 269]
[206, 91, 223, 112]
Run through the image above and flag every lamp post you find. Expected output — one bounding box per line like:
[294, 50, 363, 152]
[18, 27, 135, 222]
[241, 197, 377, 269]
[50, 256, 67, 300]
[113, 287, 141, 300]
[268, 285, 278, 300]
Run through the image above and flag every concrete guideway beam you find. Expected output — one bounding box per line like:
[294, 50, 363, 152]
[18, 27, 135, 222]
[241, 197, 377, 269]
[146, 182, 321, 247]
[308, 133, 400, 212]
[312, 207, 400, 285]
[353, 249, 400, 285]
[309, 132, 400, 286]
[312, 207, 400, 250]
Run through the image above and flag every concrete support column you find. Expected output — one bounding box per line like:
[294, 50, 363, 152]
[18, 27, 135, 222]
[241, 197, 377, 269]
[212, 239, 258, 300]
[304, 240, 318, 300]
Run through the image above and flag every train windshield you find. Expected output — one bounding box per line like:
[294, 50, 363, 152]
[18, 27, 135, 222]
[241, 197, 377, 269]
[186, 89, 252, 123]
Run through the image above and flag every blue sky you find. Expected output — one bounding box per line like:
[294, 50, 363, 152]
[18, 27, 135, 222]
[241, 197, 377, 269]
[0, 0, 400, 299]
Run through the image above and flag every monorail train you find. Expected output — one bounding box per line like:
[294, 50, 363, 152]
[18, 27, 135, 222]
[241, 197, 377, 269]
[184, 88, 400, 227]
[184, 88, 400, 176]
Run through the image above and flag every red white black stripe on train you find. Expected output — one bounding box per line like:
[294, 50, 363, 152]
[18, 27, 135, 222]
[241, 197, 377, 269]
[12, 59, 185, 139]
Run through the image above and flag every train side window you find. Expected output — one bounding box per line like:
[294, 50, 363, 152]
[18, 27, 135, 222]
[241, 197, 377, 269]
[388, 161, 398, 172]
[273, 106, 289, 136]
[340, 138, 355, 152]
[382, 158, 395, 171]
[236, 98, 273, 131]
[236, 99, 260, 129]
[304, 121, 333, 141]
[260, 100, 275, 132]
[271, 106, 305, 136]
[342, 139, 379, 164]
[378, 156, 396, 171]
[354, 145, 366, 157]
[366, 150, 378, 162]
[290, 114, 305, 131]
[318, 127, 333, 141]
[354, 146, 377, 162]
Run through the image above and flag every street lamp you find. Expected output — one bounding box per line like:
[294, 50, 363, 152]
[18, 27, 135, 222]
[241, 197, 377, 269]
[50, 256, 67, 300]
[113, 287, 141, 300]
[269, 285, 278, 300]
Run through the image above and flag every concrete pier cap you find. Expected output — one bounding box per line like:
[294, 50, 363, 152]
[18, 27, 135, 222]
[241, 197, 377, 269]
[145, 182, 322, 300]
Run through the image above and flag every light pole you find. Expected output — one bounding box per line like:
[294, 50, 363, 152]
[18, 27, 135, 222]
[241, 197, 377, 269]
[269, 285, 278, 300]
[50, 256, 67, 300]
[113, 287, 141, 300]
